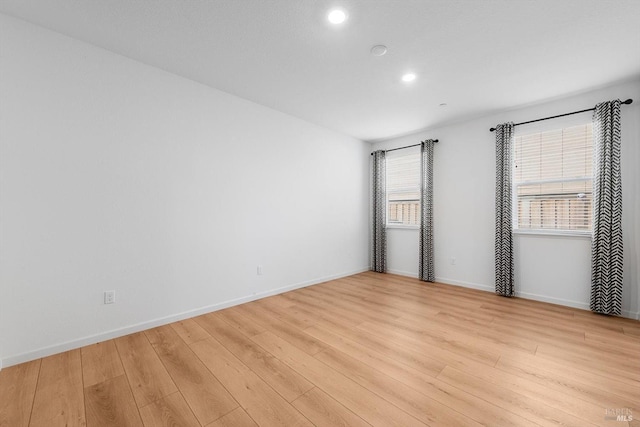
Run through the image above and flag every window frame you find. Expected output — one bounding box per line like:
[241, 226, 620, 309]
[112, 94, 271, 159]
[384, 147, 421, 229]
[511, 121, 593, 237]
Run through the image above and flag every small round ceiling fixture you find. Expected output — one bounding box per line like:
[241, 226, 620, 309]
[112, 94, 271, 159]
[401, 73, 416, 83]
[439, 103, 448, 107]
[328, 9, 347, 24]
[370, 45, 388, 56]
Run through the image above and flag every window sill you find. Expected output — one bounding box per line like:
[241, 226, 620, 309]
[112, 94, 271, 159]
[386, 224, 420, 230]
[513, 229, 591, 239]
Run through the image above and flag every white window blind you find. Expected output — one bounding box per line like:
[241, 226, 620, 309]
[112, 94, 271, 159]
[386, 147, 420, 226]
[514, 123, 593, 231]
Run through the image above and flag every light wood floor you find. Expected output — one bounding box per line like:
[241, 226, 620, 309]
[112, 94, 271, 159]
[1, 272, 639, 427]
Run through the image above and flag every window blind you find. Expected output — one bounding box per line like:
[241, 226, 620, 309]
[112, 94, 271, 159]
[514, 124, 593, 231]
[386, 147, 420, 226]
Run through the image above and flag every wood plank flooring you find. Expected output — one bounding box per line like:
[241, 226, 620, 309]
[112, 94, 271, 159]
[1, 272, 639, 426]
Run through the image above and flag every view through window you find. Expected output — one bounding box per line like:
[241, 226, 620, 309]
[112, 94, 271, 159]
[386, 147, 420, 226]
[514, 123, 593, 231]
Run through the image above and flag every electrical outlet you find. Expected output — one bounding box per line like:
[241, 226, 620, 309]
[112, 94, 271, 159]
[257, 265, 263, 275]
[104, 290, 115, 304]
[450, 258, 456, 265]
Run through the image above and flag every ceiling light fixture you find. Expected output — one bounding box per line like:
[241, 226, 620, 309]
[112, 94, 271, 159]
[370, 45, 388, 56]
[401, 73, 416, 83]
[327, 9, 347, 24]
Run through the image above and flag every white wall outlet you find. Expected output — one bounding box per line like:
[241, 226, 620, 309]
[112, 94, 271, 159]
[257, 265, 263, 275]
[450, 257, 456, 265]
[104, 290, 115, 304]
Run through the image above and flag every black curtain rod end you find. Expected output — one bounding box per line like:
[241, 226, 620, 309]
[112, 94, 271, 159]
[489, 127, 496, 132]
[622, 98, 633, 105]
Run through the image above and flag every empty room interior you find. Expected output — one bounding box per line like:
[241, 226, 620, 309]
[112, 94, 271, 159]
[1, 1, 640, 426]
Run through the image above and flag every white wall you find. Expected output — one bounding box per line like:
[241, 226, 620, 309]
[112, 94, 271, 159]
[0, 14, 370, 367]
[373, 79, 640, 319]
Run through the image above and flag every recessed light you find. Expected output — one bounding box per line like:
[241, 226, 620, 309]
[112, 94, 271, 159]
[439, 103, 448, 107]
[401, 73, 416, 83]
[328, 9, 347, 24]
[370, 45, 388, 56]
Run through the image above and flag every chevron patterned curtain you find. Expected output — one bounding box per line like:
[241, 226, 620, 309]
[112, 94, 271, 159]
[590, 100, 623, 315]
[371, 150, 387, 273]
[495, 123, 514, 297]
[419, 140, 435, 282]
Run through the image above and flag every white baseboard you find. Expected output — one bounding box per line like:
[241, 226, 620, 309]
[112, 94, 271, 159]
[4, 266, 635, 370]
[514, 290, 589, 311]
[387, 269, 418, 278]
[436, 276, 639, 320]
[515, 291, 639, 320]
[1, 267, 369, 369]
[435, 276, 494, 293]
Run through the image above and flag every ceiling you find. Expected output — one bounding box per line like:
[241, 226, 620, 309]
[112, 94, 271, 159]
[1, 0, 639, 142]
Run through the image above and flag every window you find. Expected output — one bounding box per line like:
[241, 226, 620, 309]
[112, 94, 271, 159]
[514, 123, 593, 232]
[386, 147, 420, 226]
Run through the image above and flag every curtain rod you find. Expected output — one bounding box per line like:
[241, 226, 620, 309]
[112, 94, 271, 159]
[370, 139, 438, 156]
[489, 98, 633, 132]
